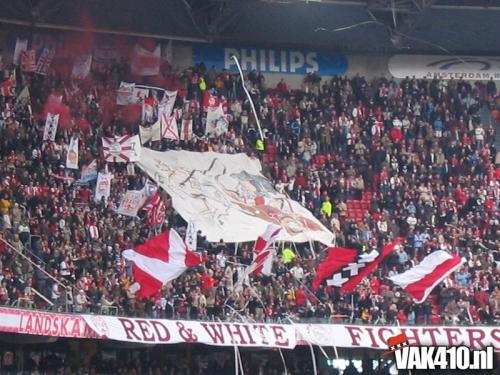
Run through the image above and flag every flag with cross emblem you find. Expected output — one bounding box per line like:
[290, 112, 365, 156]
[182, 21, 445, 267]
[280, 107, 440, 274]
[102, 135, 141, 162]
[312, 238, 404, 291]
[35, 48, 54, 76]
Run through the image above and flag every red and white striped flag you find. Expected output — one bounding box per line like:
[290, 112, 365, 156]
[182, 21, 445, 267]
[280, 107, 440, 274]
[122, 229, 203, 298]
[388, 250, 465, 303]
[251, 224, 282, 276]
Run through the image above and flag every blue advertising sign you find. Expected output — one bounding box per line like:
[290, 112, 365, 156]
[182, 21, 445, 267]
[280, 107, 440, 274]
[192, 45, 348, 76]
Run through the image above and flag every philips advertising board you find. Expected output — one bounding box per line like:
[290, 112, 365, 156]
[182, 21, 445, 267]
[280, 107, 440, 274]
[389, 55, 500, 80]
[192, 45, 348, 76]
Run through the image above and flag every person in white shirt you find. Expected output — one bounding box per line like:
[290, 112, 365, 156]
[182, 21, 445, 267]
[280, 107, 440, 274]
[290, 264, 304, 281]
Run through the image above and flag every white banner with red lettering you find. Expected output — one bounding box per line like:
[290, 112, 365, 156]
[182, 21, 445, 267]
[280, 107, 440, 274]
[0, 307, 93, 338]
[295, 324, 500, 351]
[1, 308, 499, 351]
[83, 316, 296, 348]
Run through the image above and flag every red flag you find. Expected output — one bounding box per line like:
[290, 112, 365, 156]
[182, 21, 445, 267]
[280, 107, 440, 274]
[202, 91, 220, 111]
[312, 238, 404, 291]
[143, 191, 166, 227]
[0, 80, 15, 97]
[251, 225, 281, 276]
[122, 229, 202, 298]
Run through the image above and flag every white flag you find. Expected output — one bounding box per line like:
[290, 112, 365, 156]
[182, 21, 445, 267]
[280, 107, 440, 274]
[94, 172, 113, 203]
[102, 135, 141, 162]
[185, 220, 197, 251]
[71, 54, 92, 79]
[205, 104, 228, 137]
[130, 44, 161, 76]
[132, 87, 149, 104]
[13, 38, 28, 65]
[116, 82, 135, 105]
[43, 113, 59, 141]
[161, 113, 179, 140]
[35, 48, 54, 76]
[180, 119, 193, 141]
[158, 90, 177, 118]
[116, 189, 147, 217]
[17, 86, 30, 104]
[80, 160, 98, 182]
[142, 97, 155, 123]
[66, 137, 79, 169]
[139, 121, 161, 144]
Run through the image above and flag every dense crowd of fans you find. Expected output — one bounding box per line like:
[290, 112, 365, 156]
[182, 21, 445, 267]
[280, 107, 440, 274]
[0, 41, 499, 328]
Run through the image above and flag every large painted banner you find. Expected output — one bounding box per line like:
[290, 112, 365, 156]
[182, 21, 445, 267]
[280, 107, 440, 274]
[193, 45, 348, 76]
[136, 149, 334, 245]
[0, 308, 499, 351]
[295, 324, 500, 351]
[389, 55, 500, 80]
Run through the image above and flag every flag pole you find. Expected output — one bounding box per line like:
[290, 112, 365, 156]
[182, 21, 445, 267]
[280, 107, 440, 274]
[231, 55, 264, 141]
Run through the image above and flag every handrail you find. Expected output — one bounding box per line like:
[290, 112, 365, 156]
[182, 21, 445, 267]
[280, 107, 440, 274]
[0, 236, 66, 290]
[31, 287, 54, 307]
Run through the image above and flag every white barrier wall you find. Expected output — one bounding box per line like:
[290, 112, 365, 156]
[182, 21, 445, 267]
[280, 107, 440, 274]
[172, 42, 500, 89]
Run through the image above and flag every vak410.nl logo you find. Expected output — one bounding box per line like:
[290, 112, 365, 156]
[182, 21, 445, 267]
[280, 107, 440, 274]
[384, 333, 494, 371]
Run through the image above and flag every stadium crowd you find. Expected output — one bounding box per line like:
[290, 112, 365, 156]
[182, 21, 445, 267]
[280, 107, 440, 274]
[0, 43, 499, 329]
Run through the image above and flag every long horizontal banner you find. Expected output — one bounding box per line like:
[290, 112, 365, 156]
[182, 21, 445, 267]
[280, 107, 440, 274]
[192, 45, 348, 76]
[0, 308, 295, 348]
[0, 308, 498, 351]
[84, 315, 295, 348]
[296, 324, 500, 351]
[389, 55, 500, 80]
